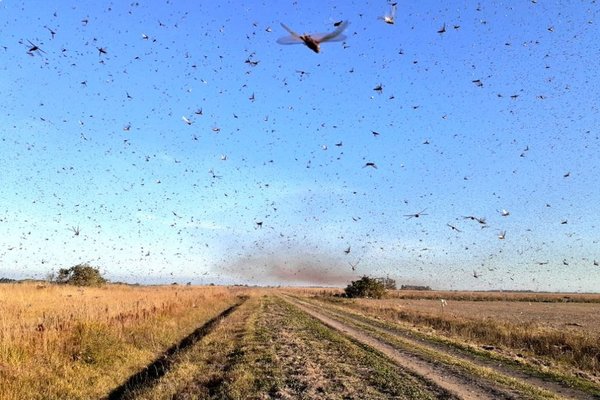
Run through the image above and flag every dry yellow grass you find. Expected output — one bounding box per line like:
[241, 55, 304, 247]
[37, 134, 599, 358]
[0, 282, 245, 399]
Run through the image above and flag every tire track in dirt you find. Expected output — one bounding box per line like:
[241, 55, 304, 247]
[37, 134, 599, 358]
[302, 297, 599, 400]
[106, 297, 247, 400]
[262, 296, 453, 399]
[282, 295, 532, 400]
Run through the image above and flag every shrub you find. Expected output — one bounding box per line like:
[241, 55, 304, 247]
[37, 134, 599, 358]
[55, 264, 107, 287]
[344, 276, 386, 299]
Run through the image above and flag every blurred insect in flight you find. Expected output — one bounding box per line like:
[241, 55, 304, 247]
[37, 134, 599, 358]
[404, 209, 428, 219]
[26, 40, 45, 55]
[277, 21, 349, 53]
[447, 223, 462, 232]
[380, 3, 397, 24]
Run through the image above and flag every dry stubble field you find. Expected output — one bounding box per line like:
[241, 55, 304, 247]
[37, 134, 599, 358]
[1, 283, 599, 399]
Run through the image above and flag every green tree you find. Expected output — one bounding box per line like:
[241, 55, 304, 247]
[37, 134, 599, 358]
[55, 264, 107, 287]
[344, 276, 386, 299]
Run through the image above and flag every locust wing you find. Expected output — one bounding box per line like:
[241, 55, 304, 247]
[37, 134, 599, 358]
[313, 20, 349, 43]
[276, 23, 304, 45]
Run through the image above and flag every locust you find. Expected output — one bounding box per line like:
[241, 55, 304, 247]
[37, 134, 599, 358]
[277, 21, 349, 53]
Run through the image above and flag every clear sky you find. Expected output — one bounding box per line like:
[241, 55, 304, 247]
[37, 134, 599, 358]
[1, 1, 599, 291]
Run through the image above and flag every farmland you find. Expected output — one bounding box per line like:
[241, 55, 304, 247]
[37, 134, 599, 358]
[1, 283, 599, 399]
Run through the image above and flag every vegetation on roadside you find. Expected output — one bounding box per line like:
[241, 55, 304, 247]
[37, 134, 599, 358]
[132, 295, 289, 399]
[344, 276, 387, 299]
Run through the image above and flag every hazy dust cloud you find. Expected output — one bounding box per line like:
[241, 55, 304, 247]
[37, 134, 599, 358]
[222, 252, 358, 286]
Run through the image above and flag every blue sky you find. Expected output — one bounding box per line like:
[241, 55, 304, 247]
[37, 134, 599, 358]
[1, 1, 599, 291]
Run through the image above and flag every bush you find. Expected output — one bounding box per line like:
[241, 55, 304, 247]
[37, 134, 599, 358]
[55, 264, 107, 287]
[344, 276, 386, 299]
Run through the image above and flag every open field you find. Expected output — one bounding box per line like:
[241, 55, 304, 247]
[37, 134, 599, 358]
[0, 283, 246, 399]
[1, 284, 599, 399]
[385, 290, 600, 304]
[284, 287, 600, 303]
[353, 298, 600, 335]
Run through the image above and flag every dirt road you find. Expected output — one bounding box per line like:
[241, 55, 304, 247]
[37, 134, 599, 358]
[284, 297, 509, 400]
[282, 295, 598, 400]
[114, 294, 599, 399]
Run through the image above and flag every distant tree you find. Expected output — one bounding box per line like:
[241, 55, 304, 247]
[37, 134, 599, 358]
[55, 264, 107, 287]
[0, 277, 17, 284]
[46, 270, 56, 283]
[381, 277, 397, 290]
[344, 276, 386, 299]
